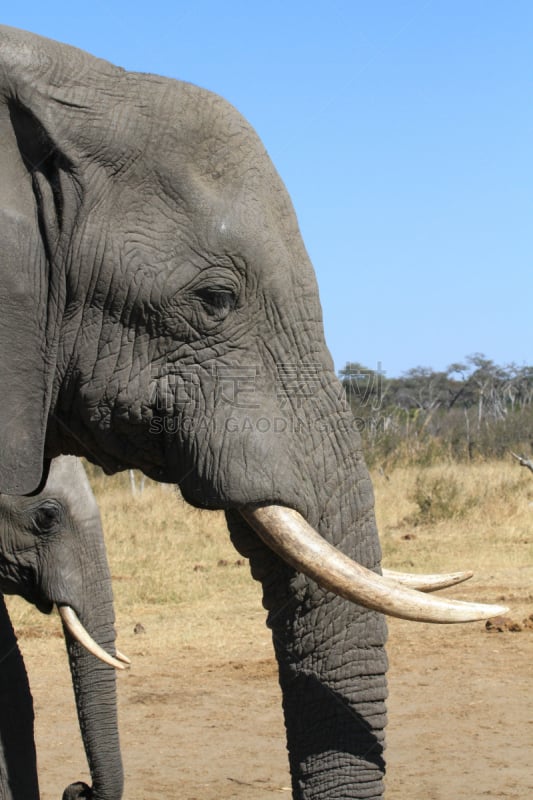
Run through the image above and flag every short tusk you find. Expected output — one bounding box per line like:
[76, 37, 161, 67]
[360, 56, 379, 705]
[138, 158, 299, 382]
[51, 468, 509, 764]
[241, 505, 508, 624]
[115, 649, 131, 665]
[382, 568, 474, 592]
[58, 606, 130, 670]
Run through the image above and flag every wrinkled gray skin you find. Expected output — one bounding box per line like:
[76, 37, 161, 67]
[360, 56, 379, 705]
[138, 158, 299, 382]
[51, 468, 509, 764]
[0, 27, 387, 798]
[0, 457, 123, 800]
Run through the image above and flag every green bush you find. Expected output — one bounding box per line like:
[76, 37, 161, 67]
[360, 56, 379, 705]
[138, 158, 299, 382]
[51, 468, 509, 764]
[408, 473, 473, 524]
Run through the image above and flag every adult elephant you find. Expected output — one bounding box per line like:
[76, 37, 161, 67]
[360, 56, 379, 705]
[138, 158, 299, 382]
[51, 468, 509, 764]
[0, 456, 127, 800]
[0, 27, 505, 799]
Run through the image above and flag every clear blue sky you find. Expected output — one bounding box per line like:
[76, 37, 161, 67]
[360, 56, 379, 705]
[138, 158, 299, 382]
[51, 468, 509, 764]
[4, 1, 531, 378]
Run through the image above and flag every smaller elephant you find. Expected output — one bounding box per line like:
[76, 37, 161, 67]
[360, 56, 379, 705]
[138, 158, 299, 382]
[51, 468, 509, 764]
[0, 456, 128, 799]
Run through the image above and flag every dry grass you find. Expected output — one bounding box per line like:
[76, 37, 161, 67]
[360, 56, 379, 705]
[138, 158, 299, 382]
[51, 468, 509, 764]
[7, 459, 533, 642]
[375, 460, 533, 616]
[91, 477, 266, 656]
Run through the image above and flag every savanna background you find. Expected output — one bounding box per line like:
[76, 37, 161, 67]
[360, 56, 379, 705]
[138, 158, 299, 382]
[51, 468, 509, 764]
[1, 3, 530, 797]
[7, 379, 533, 799]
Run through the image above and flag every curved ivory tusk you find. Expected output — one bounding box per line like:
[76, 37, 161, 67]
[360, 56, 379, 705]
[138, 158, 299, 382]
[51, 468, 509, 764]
[58, 606, 130, 670]
[241, 505, 508, 624]
[382, 568, 474, 592]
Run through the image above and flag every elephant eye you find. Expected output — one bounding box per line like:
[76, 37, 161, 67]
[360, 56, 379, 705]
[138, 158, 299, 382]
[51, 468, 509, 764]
[194, 286, 237, 321]
[30, 500, 63, 535]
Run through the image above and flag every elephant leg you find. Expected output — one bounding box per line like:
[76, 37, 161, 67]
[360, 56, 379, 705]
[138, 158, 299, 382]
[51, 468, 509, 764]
[0, 595, 40, 800]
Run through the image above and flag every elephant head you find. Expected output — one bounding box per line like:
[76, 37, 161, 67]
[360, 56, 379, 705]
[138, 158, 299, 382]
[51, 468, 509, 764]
[0, 456, 126, 800]
[0, 27, 505, 799]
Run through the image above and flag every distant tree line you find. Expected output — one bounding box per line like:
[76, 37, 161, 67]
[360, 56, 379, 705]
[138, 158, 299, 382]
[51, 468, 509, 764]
[339, 354, 533, 466]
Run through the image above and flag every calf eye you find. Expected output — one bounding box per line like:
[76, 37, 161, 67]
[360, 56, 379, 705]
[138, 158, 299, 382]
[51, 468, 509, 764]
[30, 500, 63, 535]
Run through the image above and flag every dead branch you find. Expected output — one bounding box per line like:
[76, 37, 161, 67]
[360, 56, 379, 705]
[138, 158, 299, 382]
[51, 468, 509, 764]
[510, 451, 533, 474]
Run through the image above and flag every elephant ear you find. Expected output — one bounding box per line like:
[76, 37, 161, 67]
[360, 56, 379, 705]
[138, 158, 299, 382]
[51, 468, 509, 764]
[0, 29, 80, 494]
[0, 107, 58, 493]
[0, 28, 126, 494]
[0, 27, 147, 492]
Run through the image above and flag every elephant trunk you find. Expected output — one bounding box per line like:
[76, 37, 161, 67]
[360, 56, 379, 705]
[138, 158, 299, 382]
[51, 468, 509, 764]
[52, 460, 124, 800]
[273, 433, 388, 799]
[60, 556, 123, 800]
[227, 400, 389, 799]
[227, 339, 506, 800]
[61, 548, 123, 800]
[63, 625, 123, 800]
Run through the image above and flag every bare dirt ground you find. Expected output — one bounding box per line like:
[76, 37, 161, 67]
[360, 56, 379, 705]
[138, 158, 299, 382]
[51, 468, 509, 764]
[20, 583, 533, 800]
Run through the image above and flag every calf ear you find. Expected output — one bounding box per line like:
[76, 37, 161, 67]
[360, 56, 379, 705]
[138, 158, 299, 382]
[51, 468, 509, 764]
[0, 103, 61, 494]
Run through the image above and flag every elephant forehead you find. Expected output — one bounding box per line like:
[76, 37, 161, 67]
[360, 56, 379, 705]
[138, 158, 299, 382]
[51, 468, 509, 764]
[91, 150, 297, 274]
[0, 27, 290, 224]
[144, 79, 269, 182]
[46, 457, 99, 512]
[4, 43, 270, 202]
[96, 184, 315, 305]
[73, 73, 274, 201]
